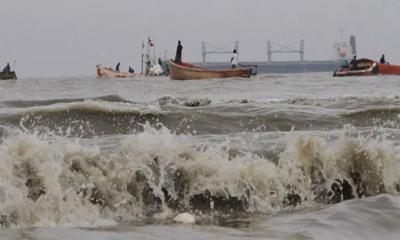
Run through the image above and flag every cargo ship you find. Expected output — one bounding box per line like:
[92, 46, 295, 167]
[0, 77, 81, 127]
[196, 35, 357, 74]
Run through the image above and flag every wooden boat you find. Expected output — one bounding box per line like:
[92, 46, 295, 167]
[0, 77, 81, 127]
[333, 59, 378, 77]
[333, 58, 400, 77]
[96, 65, 141, 79]
[169, 60, 253, 80]
[0, 71, 17, 80]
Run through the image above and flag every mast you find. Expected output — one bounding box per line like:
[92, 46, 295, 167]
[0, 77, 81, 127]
[141, 40, 144, 74]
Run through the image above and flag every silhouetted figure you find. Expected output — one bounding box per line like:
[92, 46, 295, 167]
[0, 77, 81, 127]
[175, 41, 183, 64]
[115, 62, 121, 72]
[2, 63, 10, 73]
[380, 54, 386, 64]
[350, 56, 357, 70]
[158, 58, 162, 66]
[128, 66, 134, 73]
[230, 49, 238, 69]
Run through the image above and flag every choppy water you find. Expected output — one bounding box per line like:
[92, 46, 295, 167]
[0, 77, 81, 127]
[1, 73, 400, 239]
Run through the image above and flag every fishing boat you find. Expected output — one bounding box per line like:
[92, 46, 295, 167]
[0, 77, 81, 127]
[333, 59, 378, 77]
[169, 60, 254, 80]
[333, 58, 400, 77]
[96, 65, 141, 79]
[0, 71, 17, 80]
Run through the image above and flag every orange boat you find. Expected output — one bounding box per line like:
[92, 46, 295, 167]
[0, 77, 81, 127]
[378, 63, 400, 75]
[333, 58, 400, 77]
[169, 60, 254, 80]
[96, 65, 142, 79]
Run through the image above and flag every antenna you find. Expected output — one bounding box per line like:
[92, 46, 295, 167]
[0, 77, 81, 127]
[350, 35, 357, 56]
[141, 40, 144, 74]
[339, 28, 344, 42]
[164, 50, 168, 61]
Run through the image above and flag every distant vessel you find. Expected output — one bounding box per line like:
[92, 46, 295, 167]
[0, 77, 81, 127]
[197, 35, 357, 74]
[0, 71, 17, 80]
[201, 60, 340, 74]
[96, 65, 141, 79]
[96, 64, 163, 79]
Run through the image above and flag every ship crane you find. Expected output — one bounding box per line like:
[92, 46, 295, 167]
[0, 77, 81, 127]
[201, 41, 239, 64]
[267, 40, 305, 62]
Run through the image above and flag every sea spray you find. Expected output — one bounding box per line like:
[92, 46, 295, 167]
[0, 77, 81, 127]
[0, 124, 399, 228]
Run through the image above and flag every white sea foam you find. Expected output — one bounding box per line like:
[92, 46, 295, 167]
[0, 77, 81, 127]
[0, 124, 399, 228]
[173, 212, 195, 224]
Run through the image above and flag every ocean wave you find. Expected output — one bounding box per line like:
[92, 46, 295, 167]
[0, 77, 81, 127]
[340, 105, 400, 128]
[256, 194, 400, 239]
[0, 95, 134, 108]
[0, 99, 341, 136]
[0, 100, 161, 137]
[0, 125, 399, 228]
[249, 95, 400, 109]
[157, 96, 212, 107]
[1, 96, 400, 137]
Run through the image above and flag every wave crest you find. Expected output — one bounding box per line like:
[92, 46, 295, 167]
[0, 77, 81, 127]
[0, 125, 399, 228]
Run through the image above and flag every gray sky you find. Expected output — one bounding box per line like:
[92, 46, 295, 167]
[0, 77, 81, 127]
[1, 0, 399, 77]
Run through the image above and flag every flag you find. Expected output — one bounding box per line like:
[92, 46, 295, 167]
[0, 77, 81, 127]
[148, 37, 154, 47]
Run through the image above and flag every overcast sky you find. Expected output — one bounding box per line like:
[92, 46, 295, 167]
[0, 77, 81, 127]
[1, 0, 399, 77]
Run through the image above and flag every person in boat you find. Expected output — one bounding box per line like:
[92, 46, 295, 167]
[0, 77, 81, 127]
[128, 66, 135, 73]
[115, 62, 121, 72]
[175, 41, 183, 64]
[350, 56, 358, 70]
[2, 63, 10, 73]
[230, 49, 238, 69]
[380, 54, 386, 64]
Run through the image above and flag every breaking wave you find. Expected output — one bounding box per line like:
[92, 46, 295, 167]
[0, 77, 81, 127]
[0, 95, 133, 108]
[0, 124, 399, 228]
[1, 95, 400, 138]
[157, 96, 212, 107]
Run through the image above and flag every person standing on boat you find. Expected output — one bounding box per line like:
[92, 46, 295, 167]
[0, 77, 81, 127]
[231, 49, 238, 69]
[350, 56, 358, 70]
[175, 41, 183, 64]
[115, 62, 121, 72]
[2, 63, 10, 73]
[380, 54, 386, 64]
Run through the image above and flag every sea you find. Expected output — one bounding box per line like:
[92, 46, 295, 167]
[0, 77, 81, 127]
[1, 73, 400, 239]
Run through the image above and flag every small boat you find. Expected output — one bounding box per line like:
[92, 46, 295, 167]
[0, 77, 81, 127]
[96, 65, 141, 79]
[0, 71, 17, 80]
[333, 59, 378, 77]
[168, 60, 254, 80]
[333, 58, 400, 77]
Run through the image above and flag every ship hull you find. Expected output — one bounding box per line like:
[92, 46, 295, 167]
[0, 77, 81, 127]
[198, 60, 341, 74]
[0, 71, 17, 80]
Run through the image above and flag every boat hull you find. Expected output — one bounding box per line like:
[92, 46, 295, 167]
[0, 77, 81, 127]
[378, 63, 400, 75]
[0, 71, 17, 80]
[169, 60, 252, 80]
[96, 66, 140, 79]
